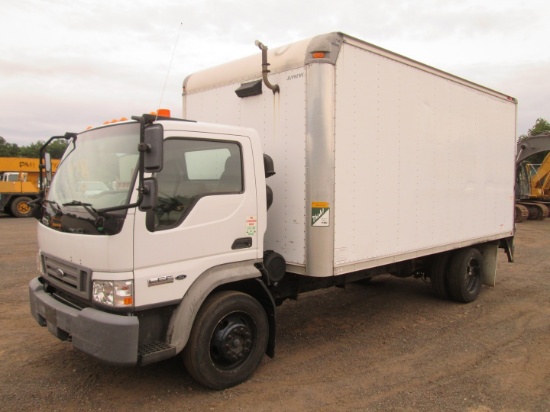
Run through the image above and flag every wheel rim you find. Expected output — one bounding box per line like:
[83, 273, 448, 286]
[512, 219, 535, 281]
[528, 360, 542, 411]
[210, 312, 256, 370]
[465, 258, 481, 293]
[17, 202, 30, 215]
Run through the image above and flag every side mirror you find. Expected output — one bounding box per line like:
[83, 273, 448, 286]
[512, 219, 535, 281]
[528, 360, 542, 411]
[44, 152, 53, 182]
[142, 124, 164, 173]
[263, 153, 276, 178]
[139, 177, 158, 211]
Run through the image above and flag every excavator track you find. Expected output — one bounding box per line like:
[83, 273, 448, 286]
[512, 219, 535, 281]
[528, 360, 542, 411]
[514, 203, 529, 223]
[517, 202, 549, 221]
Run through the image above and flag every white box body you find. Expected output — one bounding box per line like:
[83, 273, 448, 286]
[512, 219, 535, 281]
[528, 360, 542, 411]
[183, 32, 516, 277]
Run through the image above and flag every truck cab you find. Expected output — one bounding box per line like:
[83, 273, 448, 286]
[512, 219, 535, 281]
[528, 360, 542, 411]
[30, 113, 276, 389]
[1, 172, 26, 182]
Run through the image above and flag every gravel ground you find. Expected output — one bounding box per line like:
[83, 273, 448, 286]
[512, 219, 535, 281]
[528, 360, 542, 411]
[0, 216, 549, 411]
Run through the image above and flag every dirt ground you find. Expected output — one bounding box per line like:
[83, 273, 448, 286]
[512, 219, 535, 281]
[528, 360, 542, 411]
[0, 215, 548, 412]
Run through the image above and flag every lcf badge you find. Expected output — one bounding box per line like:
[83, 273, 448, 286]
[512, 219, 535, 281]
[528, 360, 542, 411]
[311, 202, 330, 227]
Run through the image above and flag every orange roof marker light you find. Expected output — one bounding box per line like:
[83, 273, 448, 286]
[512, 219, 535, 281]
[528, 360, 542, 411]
[312, 51, 326, 59]
[95, 112, 167, 129]
[100, 116, 130, 126]
[90, 116, 129, 130]
[157, 108, 171, 117]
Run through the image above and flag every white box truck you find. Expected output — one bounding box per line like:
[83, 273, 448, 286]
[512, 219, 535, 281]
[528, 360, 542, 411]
[29, 32, 516, 389]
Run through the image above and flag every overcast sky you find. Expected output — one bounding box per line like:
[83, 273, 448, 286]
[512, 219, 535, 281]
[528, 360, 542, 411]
[1, 0, 549, 145]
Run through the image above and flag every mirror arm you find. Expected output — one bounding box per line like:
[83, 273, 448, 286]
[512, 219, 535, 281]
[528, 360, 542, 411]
[130, 114, 163, 211]
[133, 115, 147, 208]
[38, 133, 75, 198]
[99, 114, 163, 214]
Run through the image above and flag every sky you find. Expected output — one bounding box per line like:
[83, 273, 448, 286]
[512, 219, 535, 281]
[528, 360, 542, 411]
[1, 0, 549, 146]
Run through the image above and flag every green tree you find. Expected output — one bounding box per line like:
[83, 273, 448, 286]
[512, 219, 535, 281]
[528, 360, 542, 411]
[47, 140, 69, 159]
[19, 141, 43, 158]
[0, 137, 21, 157]
[518, 118, 550, 141]
[0, 138, 68, 159]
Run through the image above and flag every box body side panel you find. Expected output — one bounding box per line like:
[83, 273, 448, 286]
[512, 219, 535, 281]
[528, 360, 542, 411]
[333, 43, 516, 269]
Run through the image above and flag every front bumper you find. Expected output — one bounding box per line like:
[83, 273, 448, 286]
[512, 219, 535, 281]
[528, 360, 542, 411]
[29, 277, 139, 366]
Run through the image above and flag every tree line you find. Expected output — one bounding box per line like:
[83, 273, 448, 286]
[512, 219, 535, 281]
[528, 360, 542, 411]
[518, 118, 550, 141]
[0, 137, 68, 159]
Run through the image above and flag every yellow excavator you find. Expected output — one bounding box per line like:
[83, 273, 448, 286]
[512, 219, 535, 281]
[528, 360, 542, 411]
[515, 133, 550, 222]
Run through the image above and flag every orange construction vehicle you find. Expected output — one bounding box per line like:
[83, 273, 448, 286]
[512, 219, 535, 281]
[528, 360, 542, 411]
[0, 157, 59, 217]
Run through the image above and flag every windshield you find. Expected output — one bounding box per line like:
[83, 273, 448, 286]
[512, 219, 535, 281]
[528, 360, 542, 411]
[42, 123, 140, 235]
[3, 173, 21, 182]
[48, 123, 139, 210]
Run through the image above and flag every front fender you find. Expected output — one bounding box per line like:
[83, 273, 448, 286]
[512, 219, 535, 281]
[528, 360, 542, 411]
[167, 260, 263, 353]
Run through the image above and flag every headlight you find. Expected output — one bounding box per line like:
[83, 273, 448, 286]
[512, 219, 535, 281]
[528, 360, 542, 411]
[92, 280, 133, 307]
[37, 252, 44, 276]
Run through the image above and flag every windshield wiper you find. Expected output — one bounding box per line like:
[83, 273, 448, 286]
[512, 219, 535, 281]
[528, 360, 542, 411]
[62, 200, 101, 221]
[43, 199, 63, 216]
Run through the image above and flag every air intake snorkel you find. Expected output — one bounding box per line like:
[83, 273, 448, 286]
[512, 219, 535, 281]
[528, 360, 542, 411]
[255, 40, 280, 94]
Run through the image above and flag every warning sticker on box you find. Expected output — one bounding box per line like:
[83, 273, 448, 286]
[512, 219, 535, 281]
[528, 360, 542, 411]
[246, 216, 257, 235]
[311, 202, 330, 227]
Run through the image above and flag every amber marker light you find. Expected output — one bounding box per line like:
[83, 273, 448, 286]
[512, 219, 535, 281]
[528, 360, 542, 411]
[312, 52, 326, 59]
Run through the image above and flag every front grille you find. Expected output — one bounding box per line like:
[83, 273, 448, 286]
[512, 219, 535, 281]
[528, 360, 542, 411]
[42, 254, 91, 300]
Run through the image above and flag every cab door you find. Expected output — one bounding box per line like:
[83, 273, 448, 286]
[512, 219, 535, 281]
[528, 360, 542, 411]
[132, 132, 261, 307]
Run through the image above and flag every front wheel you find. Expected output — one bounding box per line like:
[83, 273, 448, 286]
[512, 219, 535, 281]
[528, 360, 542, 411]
[183, 291, 269, 389]
[447, 248, 484, 303]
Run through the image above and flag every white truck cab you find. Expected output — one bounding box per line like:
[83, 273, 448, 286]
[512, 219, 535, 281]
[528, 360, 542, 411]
[30, 114, 277, 389]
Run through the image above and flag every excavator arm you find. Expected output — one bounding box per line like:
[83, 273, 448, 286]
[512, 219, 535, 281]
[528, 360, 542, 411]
[515, 133, 550, 221]
[530, 152, 550, 199]
[516, 133, 550, 199]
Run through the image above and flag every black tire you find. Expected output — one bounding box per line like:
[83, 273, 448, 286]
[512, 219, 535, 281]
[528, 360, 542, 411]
[10, 196, 33, 218]
[183, 291, 269, 389]
[447, 248, 484, 303]
[431, 253, 450, 300]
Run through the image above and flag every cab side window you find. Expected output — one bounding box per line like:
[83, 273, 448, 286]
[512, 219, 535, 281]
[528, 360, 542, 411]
[151, 138, 243, 230]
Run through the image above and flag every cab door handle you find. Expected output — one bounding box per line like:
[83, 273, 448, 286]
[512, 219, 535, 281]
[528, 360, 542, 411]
[231, 237, 252, 249]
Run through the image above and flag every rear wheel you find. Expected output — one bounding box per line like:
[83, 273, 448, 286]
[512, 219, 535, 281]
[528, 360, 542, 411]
[11, 196, 33, 218]
[447, 248, 483, 303]
[183, 291, 269, 389]
[430, 253, 450, 300]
